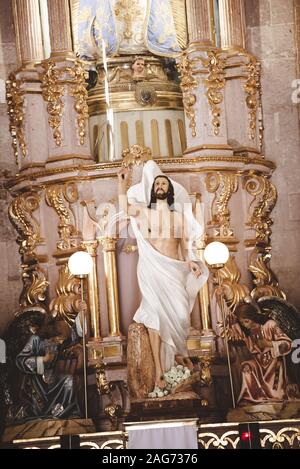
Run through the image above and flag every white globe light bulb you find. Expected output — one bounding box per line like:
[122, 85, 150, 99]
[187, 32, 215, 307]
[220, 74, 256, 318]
[68, 251, 93, 276]
[204, 241, 229, 266]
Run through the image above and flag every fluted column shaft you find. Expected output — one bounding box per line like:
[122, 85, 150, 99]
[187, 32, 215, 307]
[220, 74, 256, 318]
[47, 0, 73, 55]
[218, 0, 246, 51]
[100, 238, 121, 337]
[84, 241, 101, 340]
[186, 0, 215, 46]
[12, 0, 44, 65]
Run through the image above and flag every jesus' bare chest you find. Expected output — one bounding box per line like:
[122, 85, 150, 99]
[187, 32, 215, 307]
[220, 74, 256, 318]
[136, 208, 182, 239]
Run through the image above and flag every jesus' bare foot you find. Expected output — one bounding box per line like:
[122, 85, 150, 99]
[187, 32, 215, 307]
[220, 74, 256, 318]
[183, 357, 194, 371]
[175, 355, 185, 367]
[155, 374, 166, 389]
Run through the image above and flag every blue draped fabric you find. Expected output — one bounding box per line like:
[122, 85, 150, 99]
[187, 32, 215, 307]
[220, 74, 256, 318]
[146, 0, 181, 56]
[78, 0, 118, 60]
[77, 0, 182, 60]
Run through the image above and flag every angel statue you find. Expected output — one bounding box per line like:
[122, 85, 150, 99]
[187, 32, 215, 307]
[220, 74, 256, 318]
[231, 297, 300, 406]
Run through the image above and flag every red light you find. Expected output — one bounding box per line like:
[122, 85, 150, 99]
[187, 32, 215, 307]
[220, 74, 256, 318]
[241, 431, 252, 441]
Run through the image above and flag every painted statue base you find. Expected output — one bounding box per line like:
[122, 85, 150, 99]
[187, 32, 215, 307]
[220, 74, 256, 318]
[227, 400, 300, 422]
[2, 418, 95, 442]
[128, 391, 211, 422]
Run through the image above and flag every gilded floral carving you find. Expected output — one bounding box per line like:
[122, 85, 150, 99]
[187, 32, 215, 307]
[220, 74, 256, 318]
[6, 73, 26, 163]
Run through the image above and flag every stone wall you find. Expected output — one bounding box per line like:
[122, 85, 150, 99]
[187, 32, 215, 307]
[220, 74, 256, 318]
[245, 0, 300, 308]
[0, 0, 22, 334]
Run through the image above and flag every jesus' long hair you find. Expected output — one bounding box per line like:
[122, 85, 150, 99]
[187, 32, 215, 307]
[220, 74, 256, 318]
[148, 175, 175, 211]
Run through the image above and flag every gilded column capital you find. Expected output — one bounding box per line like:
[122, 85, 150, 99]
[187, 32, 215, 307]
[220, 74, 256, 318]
[82, 240, 99, 256]
[99, 237, 118, 252]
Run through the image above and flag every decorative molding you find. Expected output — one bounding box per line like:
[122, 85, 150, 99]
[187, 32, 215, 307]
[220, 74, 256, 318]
[6, 73, 26, 163]
[178, 52, 198, 137]
[45, 182, 79, 251]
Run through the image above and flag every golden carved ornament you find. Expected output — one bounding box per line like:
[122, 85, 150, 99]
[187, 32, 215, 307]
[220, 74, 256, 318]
[114, 0, 143, 40]
[249, 250, 285, 301]
[49, 264, 81, 326]
[198, 430, 240, 449]
[122, 244, 138, 254]
[257, 63, 264, 152]
[45, 183, 79, 250]
[244, 57, 260, 141]
[41, 59, 89, 146]
[66, 60, 89, 145]
[6, 73, 26, 163]
[244, 173, 277, 244]
[199, 356, 212, 386]
[202, 51, 226, 136]
[121, 144, 152, 168]
[20, 264, 49, 308]
[178, 52, 198, 137]
[205, 172, 238, 238]
[105, 404, 122, 422]
[134, 82, 157, 106]
[218, 256, 250, 312]
[8, 192, 41, 256]
[41, 61, 65, 146]
[95, 362, 111, 395]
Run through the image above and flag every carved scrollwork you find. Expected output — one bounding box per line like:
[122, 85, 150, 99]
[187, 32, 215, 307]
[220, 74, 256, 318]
[218, 256, 250, 312]
[249, 250, 285, 300]
[20, 264, 49, 308]
[6, 73, 27, 163]
[244, 173, 277, 244]
[45, 183, 79, 250]
[205, 172, 238, 238]
[178, 52, 198, 137]
[198, 430, 239, 449]
[8, 192, 41, 256]
[49, 264, 81, 325]
[244, 57, 260, 141]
